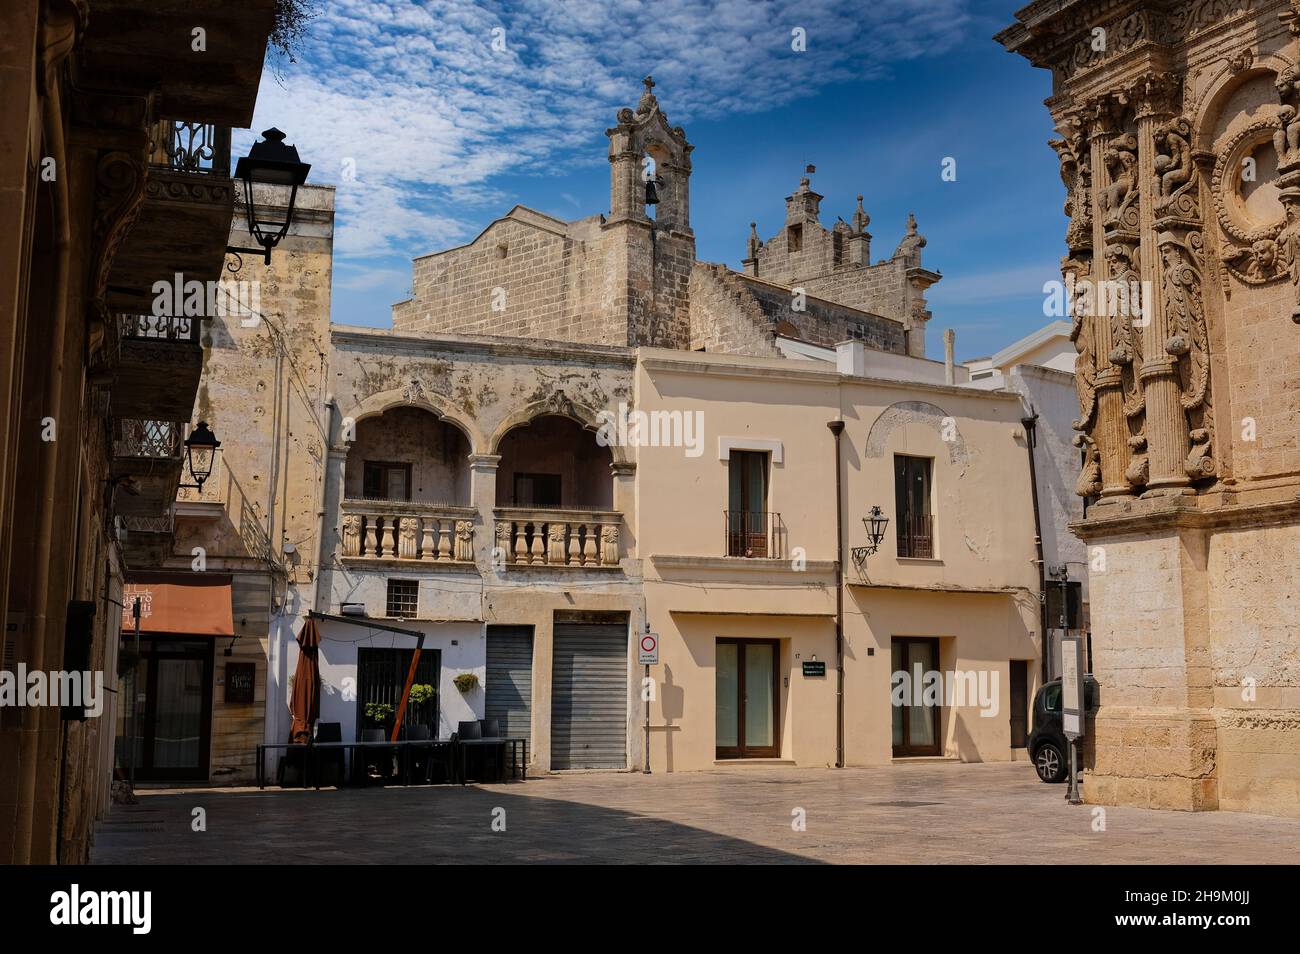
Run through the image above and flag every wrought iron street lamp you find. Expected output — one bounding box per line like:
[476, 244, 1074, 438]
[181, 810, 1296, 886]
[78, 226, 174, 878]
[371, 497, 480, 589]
[851, 505, 890, 567]
[181, 422, 221, 491]
[227, 127, 311, 266]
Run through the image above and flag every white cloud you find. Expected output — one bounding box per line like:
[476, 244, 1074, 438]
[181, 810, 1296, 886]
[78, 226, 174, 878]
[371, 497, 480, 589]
[246, 0, 975, 261]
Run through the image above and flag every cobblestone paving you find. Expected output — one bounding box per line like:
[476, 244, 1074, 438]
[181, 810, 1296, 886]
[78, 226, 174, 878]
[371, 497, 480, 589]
[91, 762, 1300, 864]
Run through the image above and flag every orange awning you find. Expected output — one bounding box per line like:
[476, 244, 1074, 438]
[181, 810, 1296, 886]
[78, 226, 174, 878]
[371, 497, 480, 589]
[120, 574, 235, 637]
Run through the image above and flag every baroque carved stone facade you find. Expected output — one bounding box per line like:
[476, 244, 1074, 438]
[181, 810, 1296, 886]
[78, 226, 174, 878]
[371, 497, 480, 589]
[1001, 0, 1300, 816]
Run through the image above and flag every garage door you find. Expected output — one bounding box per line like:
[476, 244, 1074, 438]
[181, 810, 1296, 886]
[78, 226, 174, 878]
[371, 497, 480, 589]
[551, 622, 628, 769]
[486, 626, 533, 743]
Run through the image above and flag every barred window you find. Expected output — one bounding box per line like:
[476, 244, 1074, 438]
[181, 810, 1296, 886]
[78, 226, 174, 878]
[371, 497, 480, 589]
[386, 579, 418, 618]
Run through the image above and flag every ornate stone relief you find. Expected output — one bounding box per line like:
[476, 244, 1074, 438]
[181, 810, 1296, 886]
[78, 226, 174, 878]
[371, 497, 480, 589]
[1213, 118, 1291, 288]
[1100, 134, 1141, 233]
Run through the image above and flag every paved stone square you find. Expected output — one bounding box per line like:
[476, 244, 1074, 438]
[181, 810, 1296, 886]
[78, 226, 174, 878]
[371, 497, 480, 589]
[90, 762, 1300, 865]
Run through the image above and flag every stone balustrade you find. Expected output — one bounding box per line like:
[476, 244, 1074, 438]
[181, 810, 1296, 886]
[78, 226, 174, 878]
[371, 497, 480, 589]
[493, 507, 621, 567]
[340, 500, 476, 562]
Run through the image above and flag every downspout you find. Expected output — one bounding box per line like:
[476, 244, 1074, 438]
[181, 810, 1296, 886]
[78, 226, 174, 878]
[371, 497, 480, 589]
[826, 420, 845, 768]
[1021, 407, 1050, 686]
[19, 17, 76, 864]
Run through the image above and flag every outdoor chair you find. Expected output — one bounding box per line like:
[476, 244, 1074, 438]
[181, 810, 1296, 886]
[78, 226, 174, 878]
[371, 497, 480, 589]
[313, 722, 345, 787]
[358, 728, 396, 784]
[458, 720, 503, 784]
[276, 729, 308, 787]
[405, 724, 432, 783]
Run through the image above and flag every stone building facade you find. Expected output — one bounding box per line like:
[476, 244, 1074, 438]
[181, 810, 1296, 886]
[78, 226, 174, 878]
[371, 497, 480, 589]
[1000, 0, 1300, 816]
[390, 77, 936, 363]
[0, 0, 278, 862]
[246, 78, 1044, 779]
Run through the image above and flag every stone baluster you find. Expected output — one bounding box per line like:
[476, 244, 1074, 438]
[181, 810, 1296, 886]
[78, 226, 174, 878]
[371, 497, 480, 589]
[342, 514, 361, 557]
[549, 523, 567, 564]
[582, 523, 597, 566]
[601, 522, 619, 566]
[513, 522, 527, 564]
[455, 521, 474, 562]
[567, 526, 580, 566]
[386, 519, 400, 558]
[363, 515, 378, 557]
[398, 517, 418, 559]
[438, 520, 453, 561]
[529, 523, 545, 564]
[420, 518, 436, 560]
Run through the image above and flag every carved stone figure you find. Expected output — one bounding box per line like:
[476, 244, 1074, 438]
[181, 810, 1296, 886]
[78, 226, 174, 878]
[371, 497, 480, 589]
[1100, 136, 1139, 228]
[1064, 258, 1098, 432]
[1073, 433, 1102, 498]
[341, 514, 361, 557]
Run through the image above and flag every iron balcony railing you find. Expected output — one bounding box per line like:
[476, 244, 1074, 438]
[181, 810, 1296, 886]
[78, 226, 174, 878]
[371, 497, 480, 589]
[119, 314, 200, 344]
[113, 419, 181, 460]
[897, 512, 935, 559]
[724, 510, 781, 559]
[153, 120, 232, 175]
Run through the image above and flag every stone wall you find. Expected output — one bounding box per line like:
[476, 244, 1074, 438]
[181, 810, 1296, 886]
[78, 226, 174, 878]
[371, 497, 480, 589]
[1001, 0, 1300, 817]
[688, 262, 907, 356]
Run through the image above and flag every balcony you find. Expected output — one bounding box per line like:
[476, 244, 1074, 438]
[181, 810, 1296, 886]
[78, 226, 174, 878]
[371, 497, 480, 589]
[897, 513, 935, 559]
[112, 313, 204, 421]
[341, 500, 477, 563]
[724, 510, 783, 559]
[111, 418, 183, 520]
[106, 121, 236, 316]
[119, 509, 176, 568]
[494, 508, 621, 568]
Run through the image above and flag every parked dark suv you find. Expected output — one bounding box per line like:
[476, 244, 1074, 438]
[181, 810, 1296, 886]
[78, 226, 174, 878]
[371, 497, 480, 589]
[1028, 676, 1098, 783]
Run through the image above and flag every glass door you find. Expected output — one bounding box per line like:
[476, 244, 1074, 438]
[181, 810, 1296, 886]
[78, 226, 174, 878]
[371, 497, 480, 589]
[891, 637, 941, 757]
[127, 637, 214, 781]
[716, 639, 780, 759]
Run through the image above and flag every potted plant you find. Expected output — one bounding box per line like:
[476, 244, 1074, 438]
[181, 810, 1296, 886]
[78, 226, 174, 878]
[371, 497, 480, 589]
[452, 673, 479, 694]
[408, 683, 435, 706]
[364, 701, 394, 729]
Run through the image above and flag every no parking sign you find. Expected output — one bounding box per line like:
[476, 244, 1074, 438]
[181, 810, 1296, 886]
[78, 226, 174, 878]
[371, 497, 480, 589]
[638, 632, 659, 665]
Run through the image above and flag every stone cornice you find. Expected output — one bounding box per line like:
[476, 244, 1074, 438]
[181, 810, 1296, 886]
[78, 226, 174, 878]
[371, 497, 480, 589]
[637, 352, 1026, 403]
[331, 326, 637, 367]
[1070, 489, 1300, 539]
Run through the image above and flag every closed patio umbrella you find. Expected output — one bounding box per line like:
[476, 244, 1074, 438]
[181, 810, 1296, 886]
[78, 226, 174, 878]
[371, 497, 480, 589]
[289, 617, 321, 744]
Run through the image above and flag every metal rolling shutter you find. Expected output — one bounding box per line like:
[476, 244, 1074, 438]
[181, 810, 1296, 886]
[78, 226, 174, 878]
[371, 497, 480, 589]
[486, 626, 533, 743]
[550, 622, 628, 769]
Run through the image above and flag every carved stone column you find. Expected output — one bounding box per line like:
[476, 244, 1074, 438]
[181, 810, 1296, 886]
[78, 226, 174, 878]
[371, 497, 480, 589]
[1086, 96, 1139, 497]
[468, 453, 500, 569]
[1135, 80, 1193, 491]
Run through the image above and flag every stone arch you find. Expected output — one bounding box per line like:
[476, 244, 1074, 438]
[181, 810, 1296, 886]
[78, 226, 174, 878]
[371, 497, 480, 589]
[338, 386, 486, 454]
[488, 389, 630, 465]
[864, 400, 969, 467]
[1192, 55, 1296, 154]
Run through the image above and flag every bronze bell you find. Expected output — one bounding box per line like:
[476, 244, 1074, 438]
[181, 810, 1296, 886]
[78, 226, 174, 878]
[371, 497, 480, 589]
[645, 177, 660, 206]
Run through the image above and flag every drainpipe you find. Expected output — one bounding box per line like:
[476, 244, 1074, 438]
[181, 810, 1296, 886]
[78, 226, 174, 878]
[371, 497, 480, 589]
[1021, 407, 1050, 686]
[826, 420, 845, 768]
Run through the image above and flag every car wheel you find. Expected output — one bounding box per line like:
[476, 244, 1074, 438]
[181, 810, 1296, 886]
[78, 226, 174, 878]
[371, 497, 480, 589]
[1035, 742, 1067, 783]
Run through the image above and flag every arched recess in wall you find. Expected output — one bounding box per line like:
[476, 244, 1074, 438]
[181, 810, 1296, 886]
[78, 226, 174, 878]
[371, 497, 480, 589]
[487, 390, 630, 466]
[339, 386, 486, 455]
[864, 400, 970, 467]
[489, 391, 629, 511]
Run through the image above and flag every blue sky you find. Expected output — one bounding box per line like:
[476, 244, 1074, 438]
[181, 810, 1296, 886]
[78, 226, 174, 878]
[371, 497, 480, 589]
[245, 0, 1062, 361]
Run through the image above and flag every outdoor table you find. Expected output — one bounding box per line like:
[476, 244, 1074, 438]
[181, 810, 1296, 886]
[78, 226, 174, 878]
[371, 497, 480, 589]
[256, 736, 526, 788]
[457, 736, 528, 785]
[256, 739, 456, 789]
